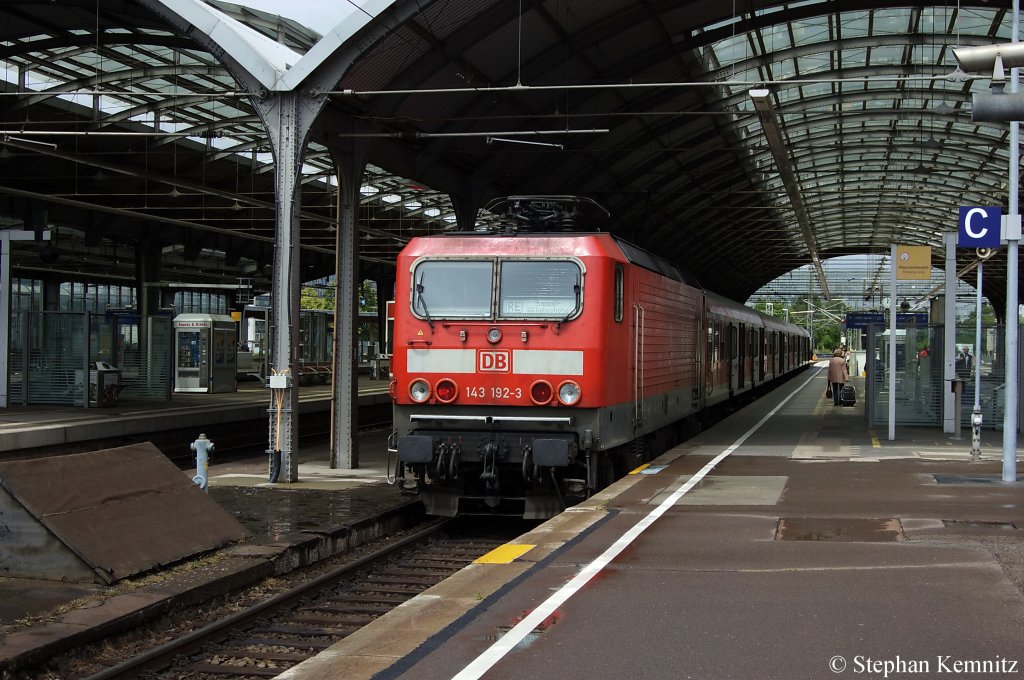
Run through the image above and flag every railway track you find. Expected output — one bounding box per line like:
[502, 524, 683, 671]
[0, 401, 393, 466]
[166, 402, 394, 467]
[69, 521, 511, 680]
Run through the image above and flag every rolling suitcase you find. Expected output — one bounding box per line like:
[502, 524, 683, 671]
[839, 383, 857, 406]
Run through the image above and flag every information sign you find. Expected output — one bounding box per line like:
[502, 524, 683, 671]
[958, 206, 1002, 248]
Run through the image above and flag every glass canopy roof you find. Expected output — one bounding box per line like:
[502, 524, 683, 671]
[0, 0, 1018, 316]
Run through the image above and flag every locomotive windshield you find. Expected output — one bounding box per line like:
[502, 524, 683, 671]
[411, 258, 583, 321]
[412, 260, 492, 318]
[499, 261, 580, 319]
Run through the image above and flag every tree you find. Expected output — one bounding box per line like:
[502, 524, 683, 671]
[358, 280, 378, 313]
[299, 280, 377, 313]
[300, 285, 333, 310]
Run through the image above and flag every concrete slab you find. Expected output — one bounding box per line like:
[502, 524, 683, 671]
[0, 443, 245, 584]
[0, 579, 100, 624]
[650, 474, 788, 505]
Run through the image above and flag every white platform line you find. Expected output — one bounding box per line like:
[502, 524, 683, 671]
[452, 370, 821, 680]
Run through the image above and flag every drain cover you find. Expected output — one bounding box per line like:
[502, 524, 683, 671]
[776, 517, 904, 542]
[934, 474, 1024, 485]
[942, 519, 1019, 531]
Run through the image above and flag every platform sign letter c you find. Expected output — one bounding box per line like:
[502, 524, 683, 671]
[958, 206, 1002, 248]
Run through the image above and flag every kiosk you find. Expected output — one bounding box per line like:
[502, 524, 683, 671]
[173, 314, 237, 393]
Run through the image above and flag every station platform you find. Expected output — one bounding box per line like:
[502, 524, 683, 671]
[0, 376, 391, 456]
[280, 363, 1024, 680]
[2, 363, 1023, 678]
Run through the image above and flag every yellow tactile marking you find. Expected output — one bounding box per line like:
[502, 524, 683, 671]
[628, 463, 651, 475]
[474, 543, 535, 564]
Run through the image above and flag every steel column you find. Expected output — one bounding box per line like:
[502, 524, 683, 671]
[329, 138, 366, 469]
[1004, 0, 1021, 482]
[943, 231, 957, 433]
[264, 92, 306, 483]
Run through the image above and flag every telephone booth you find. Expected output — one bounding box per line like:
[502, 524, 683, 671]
[173, 313, 237, 393]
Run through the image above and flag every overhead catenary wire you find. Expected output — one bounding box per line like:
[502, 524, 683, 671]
[327, 72, 970, 97]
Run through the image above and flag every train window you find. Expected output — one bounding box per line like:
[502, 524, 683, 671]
[411, 260, 492, 319]
[498, 260, 582, 319]
[614, 264, 624, 322]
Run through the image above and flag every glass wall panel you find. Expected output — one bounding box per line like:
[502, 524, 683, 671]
[869, 324, 1018, 429]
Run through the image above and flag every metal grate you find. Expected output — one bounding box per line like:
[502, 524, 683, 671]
[26, 311, 88, 406]
[116, 316, 173, 401]
[8, 312, 24, 403]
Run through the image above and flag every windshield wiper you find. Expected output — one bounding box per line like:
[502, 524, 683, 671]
[414, 274, 436, 332]
[555, 275, 581, 332]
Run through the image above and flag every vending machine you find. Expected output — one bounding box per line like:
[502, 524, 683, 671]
[173, 313, 237, 393]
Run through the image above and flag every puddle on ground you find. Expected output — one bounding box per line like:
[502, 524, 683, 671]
[209, 485, 400, 543]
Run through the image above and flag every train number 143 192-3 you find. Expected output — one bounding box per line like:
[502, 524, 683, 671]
[466, 386, 523, 399]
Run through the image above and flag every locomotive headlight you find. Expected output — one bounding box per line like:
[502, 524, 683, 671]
[557, 381, 581, 406]
[435, 378, 458, 403]
[409, 379, 431, 402]
[486, 327, 502, 344]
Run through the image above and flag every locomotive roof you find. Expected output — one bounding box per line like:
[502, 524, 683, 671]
[424, 230, 702, 289]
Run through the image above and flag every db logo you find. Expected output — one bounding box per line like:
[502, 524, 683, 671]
[478, 349, 511, 373]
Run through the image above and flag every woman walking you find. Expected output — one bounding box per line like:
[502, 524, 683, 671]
[827, 348, 848, 406]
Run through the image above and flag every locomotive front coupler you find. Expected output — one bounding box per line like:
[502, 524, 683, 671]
[521, 443, 540, 483]
[433, 439, 462, 482]
[479, 441, 502, 490]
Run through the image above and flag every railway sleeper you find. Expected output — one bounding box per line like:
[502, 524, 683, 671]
[180, 662, 285, 677]
[320, 602, 398, 614]
[265, 623, 358, 636]
[328, 591, 412, 603]
[346, 586, 425, 597]
[364, 574, 445, 585]
[236, 637, 335, 650]
[375, 567, 457, 577]
[216, 650, 311, 662]
[290, 613, 378, 626]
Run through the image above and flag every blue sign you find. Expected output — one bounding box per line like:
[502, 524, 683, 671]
[846, 312, 929, 330]
[896, 313, 928, 327]
[846, 312, 884, 330]
[958, 206, 1002, 248]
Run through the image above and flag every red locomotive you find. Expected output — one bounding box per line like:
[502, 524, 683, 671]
[389, 197, 809, 518]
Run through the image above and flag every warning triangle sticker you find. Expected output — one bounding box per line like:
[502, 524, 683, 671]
[417, 329, 424, 336]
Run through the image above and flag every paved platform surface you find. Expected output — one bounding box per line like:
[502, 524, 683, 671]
[279, 365, 1024, 680]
